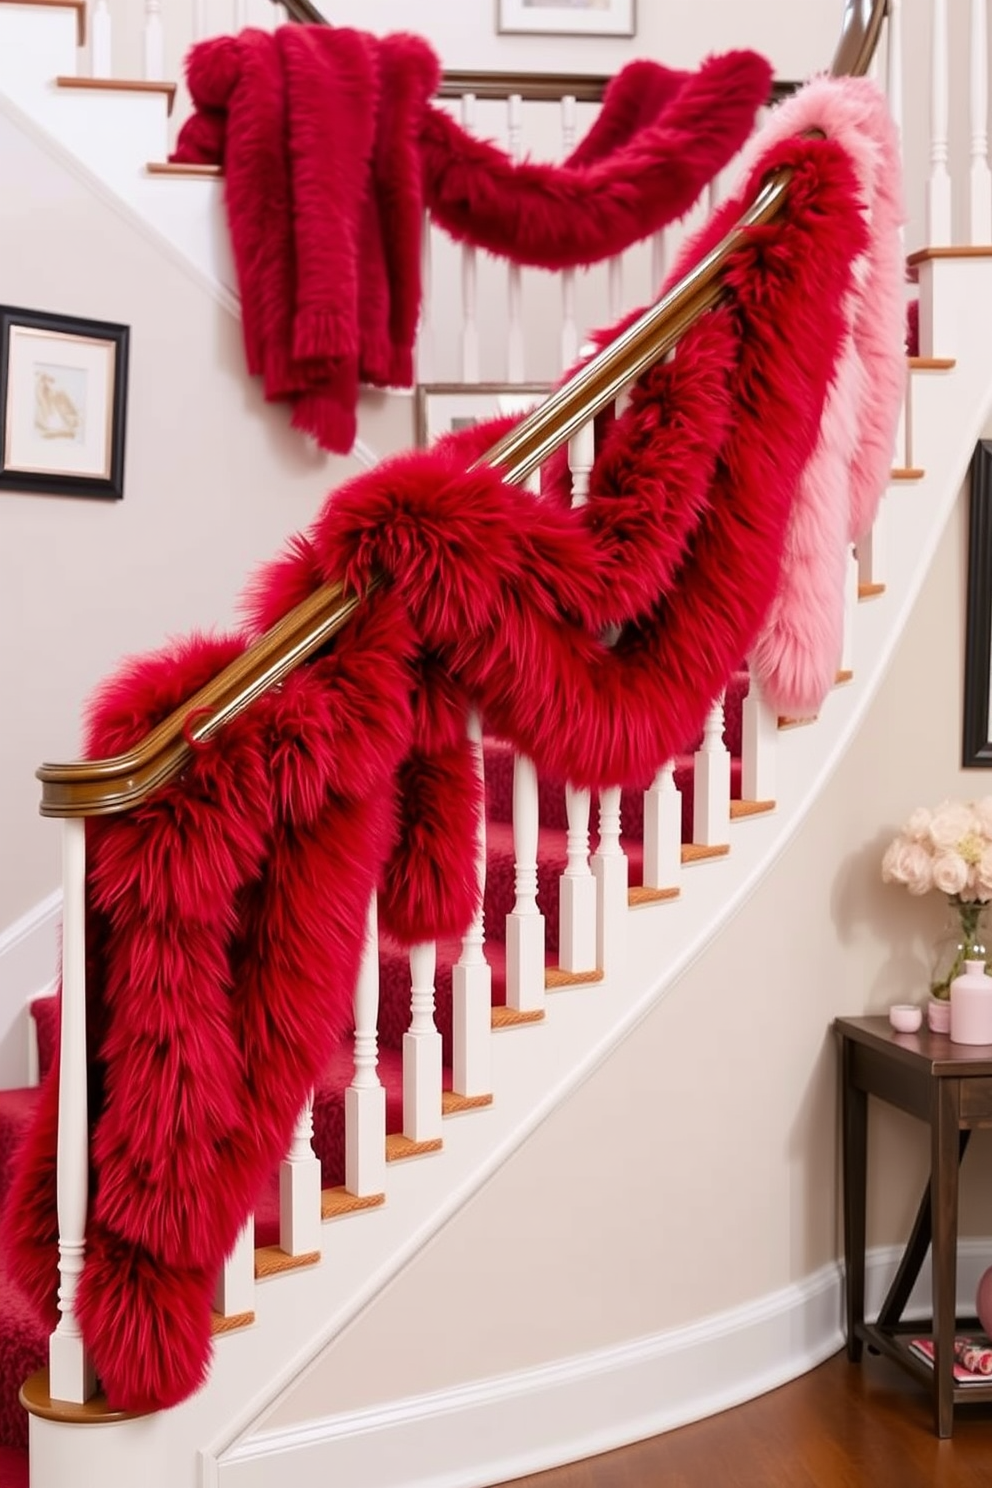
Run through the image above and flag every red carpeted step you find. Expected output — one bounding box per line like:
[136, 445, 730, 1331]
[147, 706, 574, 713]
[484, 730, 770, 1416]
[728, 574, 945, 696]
[0, 1284, 46, 1452]
[0, 1088, 41, 1219]
[0, 1445, 28, 1488]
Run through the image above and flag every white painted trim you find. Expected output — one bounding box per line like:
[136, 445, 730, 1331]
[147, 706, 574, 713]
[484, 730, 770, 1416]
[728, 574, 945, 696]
[0, 889, 61, 1088]
[215, 1242, 992, 1488]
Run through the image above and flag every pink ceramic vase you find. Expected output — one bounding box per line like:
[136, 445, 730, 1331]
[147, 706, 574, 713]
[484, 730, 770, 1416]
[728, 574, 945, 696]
[949, 959, 992, 1045]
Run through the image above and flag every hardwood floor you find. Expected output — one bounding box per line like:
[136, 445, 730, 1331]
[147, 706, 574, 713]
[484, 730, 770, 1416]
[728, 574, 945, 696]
[493, 1349, 992, 1487]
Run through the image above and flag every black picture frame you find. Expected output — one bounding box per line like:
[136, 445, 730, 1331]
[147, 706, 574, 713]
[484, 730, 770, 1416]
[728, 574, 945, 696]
[0, 304, 129, 500]
[963, 439, 992, 766]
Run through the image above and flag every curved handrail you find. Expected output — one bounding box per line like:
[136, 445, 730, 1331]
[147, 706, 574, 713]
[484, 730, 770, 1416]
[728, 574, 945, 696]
[37, 0, 886, 818]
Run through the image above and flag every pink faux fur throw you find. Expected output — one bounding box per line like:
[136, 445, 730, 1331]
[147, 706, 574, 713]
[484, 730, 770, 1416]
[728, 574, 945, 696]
[729, 78, 907, 715]
[171, 26, 771, 452]
[5, 126, 868, 1414]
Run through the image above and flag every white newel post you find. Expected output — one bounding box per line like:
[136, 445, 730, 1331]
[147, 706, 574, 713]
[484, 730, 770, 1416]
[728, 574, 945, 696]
[560, 784, 598, 971]
[592, 787, 627, 974]
[346, 894, 386, 1196]
[48, 819, 96, 1404]
[506, 94, 525, 382]
[279, 1095, 322, 1257]
[214, 1219, 255, 1318]
[403, 942, 442, 1142]
[90, 1, 111, 77]
[452, 712, 492, 1098]
[741, 675, 777, 804]
[840, 544, 860, 678]
[642, 763, 682, 891]
[970, 0, 992, 243]
[505, 754, 545, 1012]
[692, 698, 730, 845]
[560, 95, 579, 369]
[460, 93, 481, 382]
[927, 0, 951, 245]
[143, 1, 164, 80]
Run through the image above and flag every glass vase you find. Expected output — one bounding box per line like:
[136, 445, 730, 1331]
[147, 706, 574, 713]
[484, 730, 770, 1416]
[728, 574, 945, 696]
[930, 897, 990, 1000]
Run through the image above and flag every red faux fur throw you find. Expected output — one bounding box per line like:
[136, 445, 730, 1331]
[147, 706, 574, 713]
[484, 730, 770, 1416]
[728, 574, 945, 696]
[171, 26, 772, 452]
[5, 128, 868, 1414]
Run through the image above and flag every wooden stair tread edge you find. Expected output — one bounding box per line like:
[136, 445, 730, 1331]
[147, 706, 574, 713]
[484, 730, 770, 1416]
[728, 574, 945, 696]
[858, 581, 886, 598]
[906, 355, 956, 370]
[211, 1309, 255, 1336]
[147, 160, 223, 178]
[680, 842, 730, 863]
[442, 1090, 494, 1114]
[907, 245, 992, 265]
[254, 1244, 321, 1280]
[729, 798, 776, 819]
[385, 1134, 443, 1162]
[835, 668, 854, 684]
[321, 1187, 385, 1219]
[544, 966, 605, 988]
[0, 0, 84, 46]
[891, 466, 925, 480]
[55, 75, 177, 114]
[491, 1006, 545, 1028]
[628, 884, 680, 906]
[778, 714, 817, 729]
[20, 1368, 142, 1424]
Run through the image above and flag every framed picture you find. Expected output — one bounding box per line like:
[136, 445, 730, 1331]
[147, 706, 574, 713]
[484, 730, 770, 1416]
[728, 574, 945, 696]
[497, 0, 635, 37]
[0, 305, 129, 500]
[415, 382, 551, 448]
[963, 439, 992, 766]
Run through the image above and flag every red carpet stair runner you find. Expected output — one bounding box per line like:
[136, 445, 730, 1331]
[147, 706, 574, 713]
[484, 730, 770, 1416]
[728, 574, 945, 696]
[0, 676, 751, 1480]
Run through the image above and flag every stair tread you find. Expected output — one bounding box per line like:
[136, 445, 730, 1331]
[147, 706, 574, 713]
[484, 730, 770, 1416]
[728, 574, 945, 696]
[55, 76, 177, 115]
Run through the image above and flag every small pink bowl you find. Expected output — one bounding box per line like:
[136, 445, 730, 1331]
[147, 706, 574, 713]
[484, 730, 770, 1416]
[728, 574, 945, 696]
[889, 1003, 923, 1033]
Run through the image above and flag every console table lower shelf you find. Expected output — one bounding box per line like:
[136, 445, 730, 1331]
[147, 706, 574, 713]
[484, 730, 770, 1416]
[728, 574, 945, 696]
[835, 1014, 992, 1437]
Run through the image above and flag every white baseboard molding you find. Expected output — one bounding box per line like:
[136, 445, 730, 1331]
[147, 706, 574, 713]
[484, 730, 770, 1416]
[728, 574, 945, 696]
[0, 889, 60, 1088]
[215, 1241, 991, 1488]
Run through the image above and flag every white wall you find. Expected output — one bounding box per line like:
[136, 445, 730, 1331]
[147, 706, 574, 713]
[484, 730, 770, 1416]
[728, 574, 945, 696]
[0, 104, 413, 935]
[258, 483, 992, 1427]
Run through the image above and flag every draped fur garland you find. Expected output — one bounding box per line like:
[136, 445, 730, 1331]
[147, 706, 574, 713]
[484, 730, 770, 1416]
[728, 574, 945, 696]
[6, 109, 901, 1413]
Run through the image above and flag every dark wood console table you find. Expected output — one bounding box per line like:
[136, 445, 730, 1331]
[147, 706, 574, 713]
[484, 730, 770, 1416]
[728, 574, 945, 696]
[835, 1014, 992, 1437]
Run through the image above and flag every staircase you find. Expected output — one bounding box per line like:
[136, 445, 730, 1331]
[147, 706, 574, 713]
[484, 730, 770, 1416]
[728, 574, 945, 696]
[3, 2, 992, 1487]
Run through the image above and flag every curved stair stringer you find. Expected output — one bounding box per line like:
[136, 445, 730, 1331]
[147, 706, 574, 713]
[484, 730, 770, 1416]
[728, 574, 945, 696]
[57, 262, 986, 1488]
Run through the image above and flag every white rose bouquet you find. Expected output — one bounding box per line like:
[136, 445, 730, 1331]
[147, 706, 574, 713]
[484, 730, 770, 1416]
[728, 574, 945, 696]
[882, 798, 992, 996]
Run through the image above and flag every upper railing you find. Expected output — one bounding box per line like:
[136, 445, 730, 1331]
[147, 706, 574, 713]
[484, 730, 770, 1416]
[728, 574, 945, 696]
[36, 0, 888, 819]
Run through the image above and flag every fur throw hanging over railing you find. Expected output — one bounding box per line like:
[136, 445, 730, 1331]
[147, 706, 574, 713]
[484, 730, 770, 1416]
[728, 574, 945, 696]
[170, 25, 772, 453]
[6, 116, 892, 1415]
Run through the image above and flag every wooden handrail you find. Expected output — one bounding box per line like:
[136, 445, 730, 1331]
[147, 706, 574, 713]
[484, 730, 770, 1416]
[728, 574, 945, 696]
[36, 0, 886, 818]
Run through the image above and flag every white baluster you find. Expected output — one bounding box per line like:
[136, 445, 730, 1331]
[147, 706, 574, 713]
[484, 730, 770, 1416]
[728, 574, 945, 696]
[568, 416, 595, 506]
[560, 94, 579, 370]
[214, 1218, 255, 1318]
[279, 1095, 321, 1257]
[857, 506, 885, 590]
[840, 544, 860, 678]
[741, 676, 777, 804]
[608, 255, 623, 323]
[692, 697, 730, 846]
[970, 0, 992, 242]
[505, 754, 545, 1012]
[143, 1, 164, 80]
[346, 894, 386, 1196]
[560, 785, 598, 971]
[506, 94, 525, 381]
[418, 211, 435, 383]
[193, 0, 209, 42]
[927, 0, 951, 244]
[642, 764, 683, 890]
[651, 228, 667, 295]
[886, 0, 903, 137]
[404, 942, 442, 1142]
[460, 94, 481, 382]
[591, 786, 627, 974]
[452, 712, 492, 1097]
[234, 0, 250, 28]
[91, 1, 111, 77]
[48, 819, 95, 1405]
